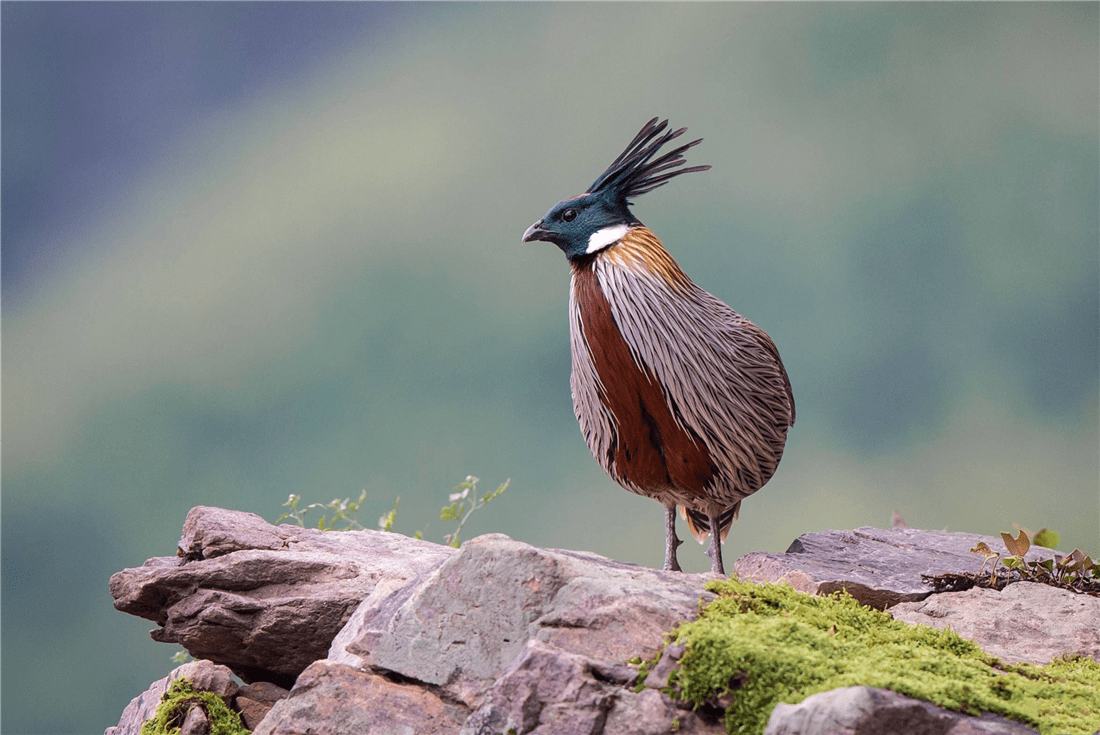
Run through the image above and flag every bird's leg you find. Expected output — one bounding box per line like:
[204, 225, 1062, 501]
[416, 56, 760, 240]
[663, 504, 683, 572]
[708, 513, 725, 575]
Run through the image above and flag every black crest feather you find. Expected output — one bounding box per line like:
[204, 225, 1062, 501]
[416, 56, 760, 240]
[587, 118, 711, 200]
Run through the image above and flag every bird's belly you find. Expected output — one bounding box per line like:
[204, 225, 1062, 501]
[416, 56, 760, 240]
[572, 267, 718, 506]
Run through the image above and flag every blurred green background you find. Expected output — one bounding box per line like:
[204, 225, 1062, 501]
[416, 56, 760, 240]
[3, 3, 1097, 733]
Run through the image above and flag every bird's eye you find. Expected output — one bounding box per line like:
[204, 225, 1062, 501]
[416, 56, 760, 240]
[562, 209, 577, 222]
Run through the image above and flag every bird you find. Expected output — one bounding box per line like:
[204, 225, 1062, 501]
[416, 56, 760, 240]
[522, 118, 795, 575]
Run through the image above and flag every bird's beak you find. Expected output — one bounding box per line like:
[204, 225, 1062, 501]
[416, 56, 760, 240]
[522, 220, 552, 243]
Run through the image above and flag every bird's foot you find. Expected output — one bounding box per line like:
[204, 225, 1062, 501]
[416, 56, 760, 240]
[664, 535, 684, 571]
[708, 516, 726, 576]
[704, 546, 726, 575]
[664, 504, 684, 572]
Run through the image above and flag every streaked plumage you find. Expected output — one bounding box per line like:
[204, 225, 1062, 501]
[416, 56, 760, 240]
[523, 118, 794, 574]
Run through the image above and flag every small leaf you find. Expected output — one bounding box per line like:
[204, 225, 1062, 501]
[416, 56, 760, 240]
[1032, 528, 1060, 549]
[1015, 530, 1031, 556]
[1061, 550, 1087, 573]
[482, 479, 511, 503]
[1002, 557, 1022, 569]
[972, 542, 996, 558]
[1001, 530, 1029, 558]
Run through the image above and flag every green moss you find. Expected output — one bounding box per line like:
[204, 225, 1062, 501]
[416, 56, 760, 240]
[141, 678, 250, 735]
[631, 650, 665, 693]
[657, 578, 1100, 735]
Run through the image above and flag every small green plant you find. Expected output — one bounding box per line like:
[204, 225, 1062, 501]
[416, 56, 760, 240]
[141, 678, 249, 735]
[278, 489, 370, 531]
[970, 528, 1099, 593]
[440, 475, 510, 548]
[378, 496, 400, 533]
[629, 649, 665, 693]
[170, 650, 193, 665]
[275, 475, 511, 547]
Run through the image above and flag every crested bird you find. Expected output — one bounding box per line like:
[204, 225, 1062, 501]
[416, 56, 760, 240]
[522, 118, 795, 575]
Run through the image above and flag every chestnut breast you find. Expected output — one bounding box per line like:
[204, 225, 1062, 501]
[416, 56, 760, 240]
[571, 263, 717, 499]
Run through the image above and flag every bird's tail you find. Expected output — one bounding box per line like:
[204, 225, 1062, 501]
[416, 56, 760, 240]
[681, 502, 741, 544]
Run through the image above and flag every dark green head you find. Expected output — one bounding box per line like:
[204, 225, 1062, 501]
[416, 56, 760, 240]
[522, 118, 710, 261]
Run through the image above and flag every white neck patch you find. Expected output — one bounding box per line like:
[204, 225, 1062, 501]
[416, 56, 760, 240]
[586, 224, 629, 254]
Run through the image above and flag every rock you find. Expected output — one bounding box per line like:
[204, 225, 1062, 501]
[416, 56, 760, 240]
[180, 706, 210, 735]
[177, 506, 295, 560]
[175, 659, 239, 700]
[641, 643, 686, 692]
[734, 527, 1055, 609]
[110, 511, 1095, 735]
[602, 688, 721, 735]
[330, 533, 717, 707]
[763, 686, 1040, 734]
[252, 660, 468, 735]
[460, 639, 720, 735]
[890, 581, 1100, 664]
[109, 506, 455, 685]
[104, 661, 238, 735]
[235, 682, 290, 730]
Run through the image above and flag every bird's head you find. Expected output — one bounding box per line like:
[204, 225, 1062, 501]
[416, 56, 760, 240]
[522, 118, 710, 261]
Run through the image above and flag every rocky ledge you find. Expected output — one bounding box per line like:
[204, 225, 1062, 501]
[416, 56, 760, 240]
[107, 507, 1099, 734]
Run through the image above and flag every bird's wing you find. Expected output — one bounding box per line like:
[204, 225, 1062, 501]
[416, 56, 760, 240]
[598, 258, 794, 505]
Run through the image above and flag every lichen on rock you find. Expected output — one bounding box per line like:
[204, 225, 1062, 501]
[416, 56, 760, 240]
[653, 577, 1100, 735]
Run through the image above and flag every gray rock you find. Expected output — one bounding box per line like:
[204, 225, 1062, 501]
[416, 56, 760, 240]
[331, 533, 716, 707]
[735, 527, 1055, 609]
[460, 639, 720, 735]
[110, 506, 455, 684]
[252, 660, 468, 735]
[177, 506, 296, 559]
[235, 681, 290, 730]
[890, 581, 1100, 664]
[180, 706, 211, 735]
[641, 643, 686, 692]
[176, 659, 240, 700]
[603, 688, 721, 735]
[763, 686, 1039, 734]
[104, 661, 239, 735]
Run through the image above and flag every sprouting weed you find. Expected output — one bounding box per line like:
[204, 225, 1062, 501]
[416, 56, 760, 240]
[277, 489, 369, 531]
[275, 476, 511, 549]
[440, 476, 510, 548]
[925, 527, 1099, 596]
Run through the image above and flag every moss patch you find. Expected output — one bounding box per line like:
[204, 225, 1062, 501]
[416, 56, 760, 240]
[141, 678, 250, 735]
[656, 578, 1100, 735]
